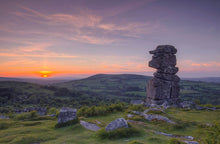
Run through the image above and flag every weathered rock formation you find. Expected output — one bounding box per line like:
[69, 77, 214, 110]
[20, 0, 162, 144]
[57, 107, 77, 124]
[105, 118, 128, 131]
[146, 45, 180, 105]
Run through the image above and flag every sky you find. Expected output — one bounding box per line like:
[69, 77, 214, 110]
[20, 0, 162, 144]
[0, 0, 220, 78]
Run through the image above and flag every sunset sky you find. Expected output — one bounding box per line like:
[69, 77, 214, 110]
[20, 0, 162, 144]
[0, 0, 220, 78]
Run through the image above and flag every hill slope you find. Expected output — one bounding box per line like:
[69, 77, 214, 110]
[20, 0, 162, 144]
[0, 81, 101, 112]
[56, 74, 220, 105]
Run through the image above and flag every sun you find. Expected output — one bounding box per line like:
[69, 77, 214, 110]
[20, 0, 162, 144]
[42, 74, 48, 78]
[39, 71, 52, 78]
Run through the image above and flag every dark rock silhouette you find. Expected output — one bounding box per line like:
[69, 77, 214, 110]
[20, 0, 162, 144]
[146, 45, 180, 105]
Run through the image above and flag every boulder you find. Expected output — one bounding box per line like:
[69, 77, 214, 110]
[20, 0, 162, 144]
[80, 120, 100, 131]
[57, 107, 77, 124]
[105, 118, 128, 131]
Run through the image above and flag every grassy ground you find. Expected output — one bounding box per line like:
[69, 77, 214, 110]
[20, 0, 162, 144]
[0, 109, 219, 144]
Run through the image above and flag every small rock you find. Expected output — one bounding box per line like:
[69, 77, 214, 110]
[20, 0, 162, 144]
[47, 114, 56, 117]
[57, 107, 77, 124]
[130, 100, 144, 105]
[131, 111, 142, 115]
[182, 140, 200, 144]
[95, 120, 102, 124]
[105, 118, 128, 131]
[0, 115, 9, 119]
[127, 114, 134, 118]
[80, 120, 100, 131]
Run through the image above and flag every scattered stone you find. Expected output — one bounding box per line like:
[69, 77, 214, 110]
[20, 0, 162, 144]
[14, 107, 47, 115]
[180, 101, 196, 109]
[155, 131, 195, 140]
[105, 118, 128, 131]
[146, 45, 181, 105]
[95, 120, 102, 124]
[195, 105, 206, 110]
[0, 115, 9, 119]
[127, 114, 134, 118]
[57, 107, 77, 124]
[182, 140, 200, 144]
[47, 114, 56, 117]
[126, 119, 146, 125]
[143, 114, 175, 124]
[130, 100, 144, 105]
[131, 111, 142, 115]
[80, 120, 101, 131]
[206, 123, 213, 127]
[130, 110, 175, 124]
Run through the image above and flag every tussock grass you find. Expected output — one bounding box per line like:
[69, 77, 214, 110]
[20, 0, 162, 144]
[96, 127, 142, 139]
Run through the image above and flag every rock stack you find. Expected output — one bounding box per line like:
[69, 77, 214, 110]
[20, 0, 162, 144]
[146, 45, 180, 105]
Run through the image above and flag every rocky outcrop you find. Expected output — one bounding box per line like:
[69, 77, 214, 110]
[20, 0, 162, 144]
[57, 107, 77, 124]
[14, 107, 47, 115]
[80, 120, 101, 131]
[146, 45, 180, 105]
[105, 118, 128, 131]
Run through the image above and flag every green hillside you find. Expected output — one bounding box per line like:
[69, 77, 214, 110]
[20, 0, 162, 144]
[1, 74, 220, 112]
[0, 81, 101, 112]
[0, 105, 219, 144]
[56, 74, 220, 105]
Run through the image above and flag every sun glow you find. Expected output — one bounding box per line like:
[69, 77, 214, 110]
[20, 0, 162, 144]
[39, 71, 52, 78]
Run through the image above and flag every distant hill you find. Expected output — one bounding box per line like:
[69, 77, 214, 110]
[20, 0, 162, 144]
[0, 77, 75, 85]
[182, 77, 220, 83]
[56, 74, 220, 105]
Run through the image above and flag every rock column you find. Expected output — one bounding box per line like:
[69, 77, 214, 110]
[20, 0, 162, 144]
[146, 45, 180, 105]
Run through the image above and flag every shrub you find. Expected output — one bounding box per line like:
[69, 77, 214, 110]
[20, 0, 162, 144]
[196, 122, 220, 144]
[96, 127, 141, 139]
[0, 122, 10, 130]
[127, 105, 145, 112]
[55, 118, 78, 128]
[30, 110, 37, 118]
[23, 122, 42, 126]
[128, 140, 144, 144]
[147, 137, 162, 142]
[14, 110, 38, 120]
[47, 107, 58, 115]
[146, 110, 163, 115]
[169, 138, 184, 144]
[78, 103, 126, 117]
[127, 115, 146, 122]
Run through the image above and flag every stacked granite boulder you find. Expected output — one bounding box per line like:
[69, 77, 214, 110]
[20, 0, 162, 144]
[146, 45, 180, 105]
